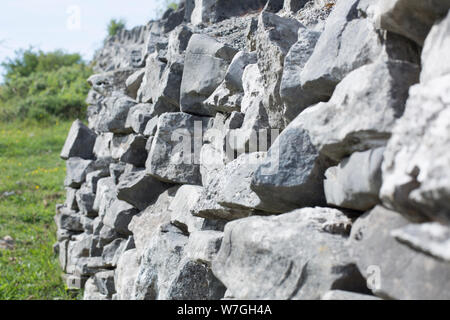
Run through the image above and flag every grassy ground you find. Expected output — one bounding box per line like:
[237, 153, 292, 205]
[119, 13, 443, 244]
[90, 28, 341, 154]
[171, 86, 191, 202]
[0, 120, 82, 300]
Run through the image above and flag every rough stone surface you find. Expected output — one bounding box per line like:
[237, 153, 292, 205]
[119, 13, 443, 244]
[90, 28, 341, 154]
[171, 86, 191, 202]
[280, 27, 321, 122]
[421, 11, 450, 83]
[251, 115, 334, 213]
[180, 34, 238, 116]
[376, 0, 450, 46]
[324, 148, 384, 211]
[115, 249, 140, 300]
[61, 120, 96, 160]
[117, 170, 171, 211]
[213, 207, 367, 300]
[300, 0, 420, 99]
[349, 206, 450, 300]
[146, 112, 212, 185]
[299, 58, 419, 162]
[321, 290, 381, 300]
[391, 222, 450, 262]
[133, 223, 226, 300]
[380, 75, 450, 224]
[194, 152, 267, 220]
[256, 11, 302, 128]
[129, 186, 180, 256]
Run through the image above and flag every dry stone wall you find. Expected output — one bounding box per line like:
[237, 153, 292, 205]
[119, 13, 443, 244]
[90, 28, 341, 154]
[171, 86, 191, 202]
[54, 0, 450, 300]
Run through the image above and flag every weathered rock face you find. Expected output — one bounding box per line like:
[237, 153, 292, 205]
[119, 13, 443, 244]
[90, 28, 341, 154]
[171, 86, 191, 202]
[61, 120, 97, 160]
[250, 115, 335, 213]
[375, 0, 450, 46]
[191, 0, 267, 25]
[56, 0, 450, 300]
[146, 112, 212, 185]
[324, 148, 384, 211]
[180, 34, 238, 116]
[256, 11, 302, 128]
[298, 58, 419, 162]
[349, 206, 450, 300]
[213, 208, 367, 300]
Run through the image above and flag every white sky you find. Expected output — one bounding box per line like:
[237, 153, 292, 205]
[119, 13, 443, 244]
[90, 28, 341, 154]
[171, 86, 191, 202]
[0, 0, 169, 79]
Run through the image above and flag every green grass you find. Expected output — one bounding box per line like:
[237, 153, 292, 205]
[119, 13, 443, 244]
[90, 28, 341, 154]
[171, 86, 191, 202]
[0, 120, 82, 300]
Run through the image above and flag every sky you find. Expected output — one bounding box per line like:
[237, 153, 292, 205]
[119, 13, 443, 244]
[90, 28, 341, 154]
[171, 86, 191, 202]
[0, 0, 169, 79]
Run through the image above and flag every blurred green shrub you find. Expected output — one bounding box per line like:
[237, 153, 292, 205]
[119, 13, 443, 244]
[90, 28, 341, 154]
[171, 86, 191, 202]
[0, 48, 92, 122]
[107, 18, 126, 37]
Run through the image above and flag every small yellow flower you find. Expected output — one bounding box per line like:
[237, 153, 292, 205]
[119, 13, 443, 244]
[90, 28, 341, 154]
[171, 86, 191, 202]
[35, 185, 40, 190]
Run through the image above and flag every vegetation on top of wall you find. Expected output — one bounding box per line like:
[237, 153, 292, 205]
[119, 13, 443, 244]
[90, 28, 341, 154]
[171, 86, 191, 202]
[107, 18, 126, 37]
[0, 49, 92, 122]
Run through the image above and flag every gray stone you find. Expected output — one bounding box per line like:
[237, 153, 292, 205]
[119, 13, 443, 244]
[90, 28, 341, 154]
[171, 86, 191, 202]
[55, 207, 83, 232]
[115, 249, 140, 300]
[250, 117, 334, 213]
[81, 216, 95, 234]
[391, 222, 450, 262]
[203, 51, 258, 114]
[224, 111, 244, 130]
[256, 12, 302, 128]
[212, 207, 367, 300]
[85, 169, 110, 194]
[133, 223, 226, 300]
[111, 134, 147, 167]
[76, 185, 97, 217]
[94, 270, 116, 297]
[96, 95, 137, 134]
[194, 152, 267, 220]
[65, 188, 78, 211]
[129, 186, 180, 256]
[421, 11, 450, 83]
[283, 0, 308, 12]
[88, 68, 135, 97]
[167, 25, 193, 63]
[109, 163, 126, 184]
[117, 170, 171, 211]
[202, 82, 243, 114]
[60, 120, 96, 160]
[165, 258, 226, 300]
[137, 54, 183, 113]
[280, 27, 321, 122]
[93, 133, 113, 160]
[146, 112, 212, 185]
[321, 290, 381, 300]
[300, 0, 419, 99]
[225, 51, 257, 92]
[103, 199, 139, 236]
[180, 34, 238, 116]
[380, 75, 450, 224]
[125, 68, 145, 100]
[84, 277, 109, 300]
[143, 116, 159, 137]
[375, 0, 450, 46]
[169, 185, 206, 233]
[349, 206, 450, 299]
[65, 274, 89, 290]
[190, 0, 267, 25]
[199, 113, 229, 187]
[186, 230, 223, 266]
[102, 238, 125, 267]
[299, 58, 419, 162]
[93, 177, 117, 219]
[125, 103, 156, 135]
[226, 91, 271, 154]
[324, 148, 384, 211]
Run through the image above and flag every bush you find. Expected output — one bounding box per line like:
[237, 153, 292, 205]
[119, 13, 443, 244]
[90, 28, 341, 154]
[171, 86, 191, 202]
[0, 49, 92, 122]
[107, 18, 126, 37]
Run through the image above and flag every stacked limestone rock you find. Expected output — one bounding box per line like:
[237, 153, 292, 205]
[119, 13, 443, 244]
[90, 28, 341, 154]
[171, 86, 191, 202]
[54, 0, 450, 300]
